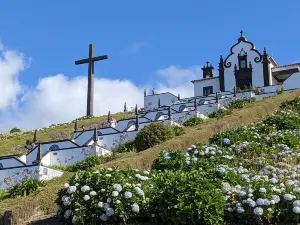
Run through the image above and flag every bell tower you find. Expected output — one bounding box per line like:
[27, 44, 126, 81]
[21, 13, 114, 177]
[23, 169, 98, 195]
[202, 61, 214, 79]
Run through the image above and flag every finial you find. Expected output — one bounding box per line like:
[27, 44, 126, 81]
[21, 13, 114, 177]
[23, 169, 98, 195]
[135, 113, 139, 131]
[263, 47, 267, 55]
[158, 98, 161, 107]
[206, 61, 209, 67]
[36, 144, 42, 163]
[144, 88, 146, 97]
[93, 127, 98, 142]
[249, 61, 252, 68]
[215, 92, 219, 103]
[74, 119, 78, 131]
[124, 102, 127, 112]
[135, 104, 138, 115]
[240, 30, 244, 37]
[220, 55, 223, 61]
[33, 129, 38, 143]
[107, 111, 111, 122]
[178, 93, 180, 100]
[168, 106, 171, 118]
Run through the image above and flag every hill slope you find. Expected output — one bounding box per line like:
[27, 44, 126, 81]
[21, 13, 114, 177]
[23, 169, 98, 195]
[0, 90, 300, 224]
[0, 112, 133, 157]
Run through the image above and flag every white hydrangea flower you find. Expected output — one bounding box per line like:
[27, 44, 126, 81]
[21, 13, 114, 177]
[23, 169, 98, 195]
[293, 200, 300, 207]
[134, 187, 145, 196]
[55, 205, 60, 214]
[124, 191, 133, 199]
[67, 186, 77, 194]
[107, 198, 112, 203]
[272, 195, 280, 203]
[237, 207, 245, 213]
[81, 185, 90, 192]
[90, 191, 97, 196]
[293, 207, 300, 214]
[106, 208, 114, 216]
[253, 207, 263, 216]
[100, 214, 108, 221]
[64, 183, 70, 189]
[256, 198, 264, 206]
[98, 202, 104, 208]
[83, 195, 90, 201]
[63, 197, 71, 206]
[259, 188, 267, 193]
[113, 184, 123, 192]
[131, 203, 140, 213]
[64, 209, 72, 219]
[112, 191, 119, 197]
[284, 194, 293, 201]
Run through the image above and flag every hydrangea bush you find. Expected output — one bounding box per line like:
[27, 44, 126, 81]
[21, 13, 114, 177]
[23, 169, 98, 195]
[56, 97, 300, 224]
[56, 168, 151, 224]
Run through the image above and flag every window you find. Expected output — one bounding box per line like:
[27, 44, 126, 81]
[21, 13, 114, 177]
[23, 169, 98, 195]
[203, 86, 213, 96]
[240, 60, 246, 69]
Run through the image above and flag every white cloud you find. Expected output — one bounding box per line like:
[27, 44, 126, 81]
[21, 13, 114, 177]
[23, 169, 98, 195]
[155, 65, 202, 98]
[0, 43, 27, 111]
[0, 43, 202, 132]
[125, 42, 148, 55]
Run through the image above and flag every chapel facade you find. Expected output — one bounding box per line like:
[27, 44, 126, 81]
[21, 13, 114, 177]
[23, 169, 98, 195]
[191, 31, 300, 97]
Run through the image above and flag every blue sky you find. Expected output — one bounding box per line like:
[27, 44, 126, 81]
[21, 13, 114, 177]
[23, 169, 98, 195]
[0, 0, 299, 131]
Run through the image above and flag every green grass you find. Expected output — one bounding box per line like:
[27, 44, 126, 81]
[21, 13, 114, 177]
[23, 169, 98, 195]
[0, 112, 134, 157]
[0, 90, 300, 224]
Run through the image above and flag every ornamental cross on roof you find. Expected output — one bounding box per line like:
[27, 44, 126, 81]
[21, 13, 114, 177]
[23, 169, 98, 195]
[75, 44, 108, 117]
[240, 30, 244, 37]
[206, 61, 209, 67]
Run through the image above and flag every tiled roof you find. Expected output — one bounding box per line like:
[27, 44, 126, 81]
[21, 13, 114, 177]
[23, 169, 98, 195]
[191, 76, 219, 83]
[274, 63, 300, 69]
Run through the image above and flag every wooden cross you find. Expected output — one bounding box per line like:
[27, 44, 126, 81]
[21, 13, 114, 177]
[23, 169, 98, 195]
[240, 30, 244, 37]
[75, 44, 108, 117]
[206, 61, 209, 67]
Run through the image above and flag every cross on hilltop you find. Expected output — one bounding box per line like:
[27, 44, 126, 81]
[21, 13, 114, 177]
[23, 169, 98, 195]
[75, 44, 108, 117]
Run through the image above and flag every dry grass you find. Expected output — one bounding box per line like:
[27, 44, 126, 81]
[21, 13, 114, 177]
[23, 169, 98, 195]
[0, 90, 299, 224]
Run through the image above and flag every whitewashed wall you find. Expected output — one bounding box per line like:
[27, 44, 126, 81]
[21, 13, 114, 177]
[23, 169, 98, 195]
[0, 166, 40, 190]
[0, 158, 25, 168]
[283, 72, 300, 90]
[98, 131, 138, 150]
[144, 92, 178, 110]
[43, 146, 94, 166]
[41, 140, 78, 152]
[193, 78, 220, 97]
[224, 41, 264, 91]
[171, 111, 197, 125]
[39, 166, 63, 181]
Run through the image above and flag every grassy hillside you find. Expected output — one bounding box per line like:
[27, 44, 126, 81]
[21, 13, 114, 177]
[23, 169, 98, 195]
[0, 90, 300, 224]
[0, 112, 134, 157]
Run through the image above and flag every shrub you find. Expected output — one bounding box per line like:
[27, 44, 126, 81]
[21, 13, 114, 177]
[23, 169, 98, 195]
[149, 170, 225, 225]
[0, 189, 8, 201]
[9, 127, 21, 133]
[229, 99, 247, 109]
[56, 168, 151, 224]
[135, 122, 173, 151]
[183, 116, 204, 127]
[208, 108, 233, 119]
[54, 155, 104, 172]
[8, 179, 45, 198]
[113, 139, 136, 153]
[172, 126, 185, 136]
